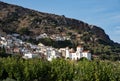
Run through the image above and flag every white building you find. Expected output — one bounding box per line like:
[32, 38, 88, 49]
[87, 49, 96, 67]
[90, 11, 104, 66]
[0, 40, 7, 46]
[70, 53, 77, 60]
[46, 47, 60, 61]
[82, 51, 91, 60]
[64, 46, 91, 60]
[12, 33, 20, 37]
[65, 47, 70, 59]
[0, 37, 6, 41]
[23, 52, 39, 59]
[36, 33, 48, 40]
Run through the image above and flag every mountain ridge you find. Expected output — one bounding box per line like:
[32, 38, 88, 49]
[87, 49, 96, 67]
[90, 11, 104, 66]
[0, 1, 120, 58]
[0, 1, 111, 42]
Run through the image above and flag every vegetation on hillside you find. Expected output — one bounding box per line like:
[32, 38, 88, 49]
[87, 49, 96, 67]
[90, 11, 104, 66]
[0, 57, 120, 81]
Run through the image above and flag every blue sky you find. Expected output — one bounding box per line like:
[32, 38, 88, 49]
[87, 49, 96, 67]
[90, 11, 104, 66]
[0, 0, 120, 43]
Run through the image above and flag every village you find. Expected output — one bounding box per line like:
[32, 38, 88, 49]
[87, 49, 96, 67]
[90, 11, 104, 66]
[0, 33, 91, 61]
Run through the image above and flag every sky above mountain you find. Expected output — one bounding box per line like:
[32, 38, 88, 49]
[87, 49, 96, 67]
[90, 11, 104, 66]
[0, 0, 120, 43]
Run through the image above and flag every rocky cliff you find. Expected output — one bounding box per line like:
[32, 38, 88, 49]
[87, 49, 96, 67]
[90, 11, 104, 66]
[1, 1, 120, 57]
[0, 1, 112, 43]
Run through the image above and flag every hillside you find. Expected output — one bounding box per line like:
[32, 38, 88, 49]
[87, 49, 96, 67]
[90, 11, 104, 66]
[0, 1, 120, 60]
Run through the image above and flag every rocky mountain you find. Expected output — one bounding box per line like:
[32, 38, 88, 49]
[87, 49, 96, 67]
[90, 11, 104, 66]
[0, 1, 120, 59]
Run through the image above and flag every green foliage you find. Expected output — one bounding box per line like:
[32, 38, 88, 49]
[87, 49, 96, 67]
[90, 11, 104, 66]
[34, 38, 73, 48]
[0, 57, 120, 81]
[2, 78, 16, 81]
[50, 59, 75, 81]
[78, 57, 88, 61]
[53, 40, 73, 48]
[18, 27, 30, 35]
[38, 38, 54, 46]
[0, 47, 12, 57]
[0, 58, 4, 79]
